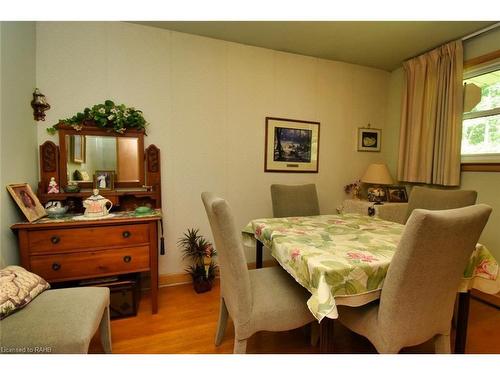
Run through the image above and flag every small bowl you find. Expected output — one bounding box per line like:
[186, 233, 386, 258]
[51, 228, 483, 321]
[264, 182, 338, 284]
[134, 206, 153, 216]
[64, 185, 81, 193]
[46, 206, 69, 218]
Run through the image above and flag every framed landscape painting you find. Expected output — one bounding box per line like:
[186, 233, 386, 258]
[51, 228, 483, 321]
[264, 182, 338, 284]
[265, 117, 320, 173]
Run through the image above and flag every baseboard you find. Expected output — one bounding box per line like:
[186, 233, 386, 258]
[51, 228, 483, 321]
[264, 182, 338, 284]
[159, 259, 279, 287]
[471, 288, 500, 309]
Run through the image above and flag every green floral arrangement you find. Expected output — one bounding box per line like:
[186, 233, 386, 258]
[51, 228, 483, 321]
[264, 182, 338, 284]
[47, 100, 148, 135]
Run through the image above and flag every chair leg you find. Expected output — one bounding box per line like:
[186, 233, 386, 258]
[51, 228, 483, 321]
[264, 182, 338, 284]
[310, 321, 320, 347]
[233, 338, 248, 354]
[215, 297, 229, 346]
[434, 334, 451, 354]
[99, 305, 113, 353]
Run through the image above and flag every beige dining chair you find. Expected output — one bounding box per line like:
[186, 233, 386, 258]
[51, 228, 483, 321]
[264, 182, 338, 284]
[404, 186, 477, 223]
[337, 204, 492, 354]
[201, 192, 315, 354]
[270, 184, 320, 218]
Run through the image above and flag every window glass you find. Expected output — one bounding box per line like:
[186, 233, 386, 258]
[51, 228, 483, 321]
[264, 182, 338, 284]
[464, 70, 500, 113]
[461, 61, 500, 161]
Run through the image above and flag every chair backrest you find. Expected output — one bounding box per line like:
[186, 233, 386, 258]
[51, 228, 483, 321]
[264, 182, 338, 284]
[378, 204, 491, 348]
[270, 184, 320, 218]
[405, 186, 477, 223]
[201, 192, 252, 326]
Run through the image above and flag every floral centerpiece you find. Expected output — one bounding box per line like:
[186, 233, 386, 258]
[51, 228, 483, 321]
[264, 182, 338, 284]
[47, 100, 148, 135]
[178, 228, 217, 293]
[344, 180, 361, 199]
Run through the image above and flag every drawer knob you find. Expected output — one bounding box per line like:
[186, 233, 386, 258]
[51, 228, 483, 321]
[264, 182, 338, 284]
[52, 262, 61, 271]
[122, 231, 131, 238]
[123, 255, 132, 263]
[51, 236, 60, 244]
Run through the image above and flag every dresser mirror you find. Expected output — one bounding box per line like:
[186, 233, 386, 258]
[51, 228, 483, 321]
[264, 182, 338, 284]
[57, 125, 145, 189]
[66, 135, 140, 185]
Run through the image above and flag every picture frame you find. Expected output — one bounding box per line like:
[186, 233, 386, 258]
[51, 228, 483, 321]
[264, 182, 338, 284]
[387, 185, 408, 203]
[93, 170, 115, 191]
[6, 183, 47, 222]
[367, 186, 388, 203]
[265, 117, 320, 173]
[71, 134, 86, 164]
[358, 127, 381, 152]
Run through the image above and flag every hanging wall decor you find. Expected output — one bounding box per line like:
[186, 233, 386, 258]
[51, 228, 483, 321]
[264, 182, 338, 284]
[265, 117, 320, 173]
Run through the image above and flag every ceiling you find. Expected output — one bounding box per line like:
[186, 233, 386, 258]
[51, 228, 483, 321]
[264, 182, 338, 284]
[133, 21, 495, 71]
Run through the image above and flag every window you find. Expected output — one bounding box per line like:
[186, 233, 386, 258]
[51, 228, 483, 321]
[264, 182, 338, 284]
[461, 54, 500, 167]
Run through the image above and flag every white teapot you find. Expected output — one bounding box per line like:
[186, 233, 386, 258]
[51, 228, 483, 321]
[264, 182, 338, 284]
[83, 189, 113, 217]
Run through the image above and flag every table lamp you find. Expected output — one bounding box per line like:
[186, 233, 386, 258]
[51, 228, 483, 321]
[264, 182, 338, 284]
[361, 163, 393, 205]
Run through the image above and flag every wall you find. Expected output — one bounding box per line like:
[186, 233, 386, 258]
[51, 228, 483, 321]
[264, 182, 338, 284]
[386, 27, 500, 261]
[461, 27, 500, 260]
[36, 22, 393, 275]
[0, 22, 38, 267]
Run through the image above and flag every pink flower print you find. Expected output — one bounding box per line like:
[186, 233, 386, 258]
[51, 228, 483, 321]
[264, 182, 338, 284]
[346, 252, 378, 263]
[475, 259, 495, 280]
[291, 248, 301, 261]
[328, 219, 346, 225]
[255, 225, 264, 237]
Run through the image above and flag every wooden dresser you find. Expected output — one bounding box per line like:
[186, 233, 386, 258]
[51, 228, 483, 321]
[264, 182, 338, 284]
[11, 212, 162, 313]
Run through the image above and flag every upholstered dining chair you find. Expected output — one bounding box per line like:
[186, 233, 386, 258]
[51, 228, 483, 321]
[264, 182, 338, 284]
[404, 186, 477, 223]
[270, 184, 320, 218]
[337, 204, 492, 354]
[201, 192, 315, 354]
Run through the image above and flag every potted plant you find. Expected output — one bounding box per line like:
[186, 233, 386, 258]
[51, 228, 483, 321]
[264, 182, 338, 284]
[178, 228, 217, 293]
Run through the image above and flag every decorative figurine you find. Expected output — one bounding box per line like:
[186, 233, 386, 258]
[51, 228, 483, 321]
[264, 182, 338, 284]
[31, 88, 51, 121]
[47, 177, 60, 194]
[83, 189, 113, 217]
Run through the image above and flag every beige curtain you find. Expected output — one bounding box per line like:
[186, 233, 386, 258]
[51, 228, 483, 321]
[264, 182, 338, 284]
[397, 40, 463, 186]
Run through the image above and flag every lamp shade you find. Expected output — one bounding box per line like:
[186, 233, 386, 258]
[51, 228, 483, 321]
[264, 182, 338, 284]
[361, 163, 393, 185]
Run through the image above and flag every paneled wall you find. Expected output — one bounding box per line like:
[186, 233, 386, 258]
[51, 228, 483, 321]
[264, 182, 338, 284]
[36, 22, 393, 275]
[0, 22, 38, 267]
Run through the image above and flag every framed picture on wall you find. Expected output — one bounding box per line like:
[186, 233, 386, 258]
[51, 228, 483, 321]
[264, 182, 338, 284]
[6, 183, 47, 222]
[265, 117, 320, 173]
[358, 127, 381, 152]
[71, 134, 86, 164]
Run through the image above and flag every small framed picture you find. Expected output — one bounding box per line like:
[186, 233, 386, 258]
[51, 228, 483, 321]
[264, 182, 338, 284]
[367, 186, 387, 203]
[358, 127, 381, 152]
[94, 170, 115, 191]
[265, 117, 320, 173]
[6, 183, 47, 222]
[71, 135, 86, 164]
[387, 185, 408, 202]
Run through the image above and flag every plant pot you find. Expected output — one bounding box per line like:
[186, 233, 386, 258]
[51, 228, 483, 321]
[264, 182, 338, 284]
[193, 278, 212, 294]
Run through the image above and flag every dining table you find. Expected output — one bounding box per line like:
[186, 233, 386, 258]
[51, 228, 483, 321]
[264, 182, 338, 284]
[242, 213, 500, 353]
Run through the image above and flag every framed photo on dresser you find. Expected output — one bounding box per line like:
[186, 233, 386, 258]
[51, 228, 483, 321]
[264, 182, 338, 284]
[6, 183, 47, 222]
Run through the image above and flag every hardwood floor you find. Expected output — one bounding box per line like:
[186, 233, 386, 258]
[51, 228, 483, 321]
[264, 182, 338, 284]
[90, 280, 500, 354]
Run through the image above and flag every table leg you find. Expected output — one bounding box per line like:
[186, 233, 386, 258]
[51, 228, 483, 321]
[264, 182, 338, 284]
[455, 291, 470, 354]
[319, 318, 335, 353]
[256, 240, 263, 269]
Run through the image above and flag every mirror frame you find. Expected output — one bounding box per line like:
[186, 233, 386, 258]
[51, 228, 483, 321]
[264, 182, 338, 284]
[57, 124, 145, 189]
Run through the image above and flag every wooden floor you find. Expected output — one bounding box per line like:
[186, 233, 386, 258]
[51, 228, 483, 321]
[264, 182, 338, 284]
[90, 279, 500, 354]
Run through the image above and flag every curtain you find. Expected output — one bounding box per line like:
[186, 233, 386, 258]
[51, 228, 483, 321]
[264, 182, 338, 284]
[397, 40, 463, 186]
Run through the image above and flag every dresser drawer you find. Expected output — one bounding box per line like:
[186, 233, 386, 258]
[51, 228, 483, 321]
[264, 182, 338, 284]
[30, 246, 150, 282]
[28, 223, 150, 254]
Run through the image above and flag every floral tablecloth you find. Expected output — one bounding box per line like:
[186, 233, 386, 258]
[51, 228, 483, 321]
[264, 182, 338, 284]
[242, 214, 500, 321]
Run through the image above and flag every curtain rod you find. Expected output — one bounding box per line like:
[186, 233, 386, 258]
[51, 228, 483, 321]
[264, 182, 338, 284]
[462, 22, 500, 41]
[404, 22, 500, 63]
